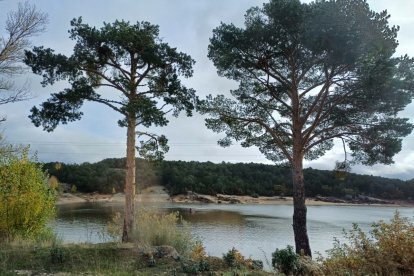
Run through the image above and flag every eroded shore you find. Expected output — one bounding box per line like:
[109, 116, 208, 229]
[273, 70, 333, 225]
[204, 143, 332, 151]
[57, 185, 414, 207]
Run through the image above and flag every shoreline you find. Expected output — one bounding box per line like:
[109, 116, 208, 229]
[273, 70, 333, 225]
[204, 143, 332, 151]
[57, 186, 414, 207]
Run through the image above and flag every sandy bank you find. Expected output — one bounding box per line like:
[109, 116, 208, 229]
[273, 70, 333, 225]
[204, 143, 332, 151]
[57, 185, 413, 207]
[57, 186, 170, 205]
[170, 193, 361, 206]
[170, 193, 414, 206]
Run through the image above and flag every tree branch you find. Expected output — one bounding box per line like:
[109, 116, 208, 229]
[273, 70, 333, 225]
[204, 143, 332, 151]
[87, 97, 125, 114]
[218, 111, 293, 162]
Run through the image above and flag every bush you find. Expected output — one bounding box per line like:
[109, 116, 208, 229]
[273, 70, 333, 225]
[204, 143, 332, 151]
[50, 246, 65, 264]
[108, 208, 195, 256]
[190, 241, 208, 261]
[0, 147, 56, 242]
[222, 247, 262, 271]
[181, 259, 211, 274]
[272, 245, 300, 275]
[320, 211, 414, 275]
[223, 247, 246, 268]
[297, 256, 323, 276]
[48, 175, 59, 191]
[134, 209, 195, 256]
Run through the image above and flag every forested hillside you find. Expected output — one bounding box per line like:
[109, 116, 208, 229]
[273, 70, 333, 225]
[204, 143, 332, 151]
[43, 158, 414, 200]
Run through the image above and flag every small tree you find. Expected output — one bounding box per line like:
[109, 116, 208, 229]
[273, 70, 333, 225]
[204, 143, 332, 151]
[0, 1, 47, 122]
[199, 0, 414, 256]
[24, 18, 196, 242]
[48, 175, 59, 191]
[0, 146, 56, 242]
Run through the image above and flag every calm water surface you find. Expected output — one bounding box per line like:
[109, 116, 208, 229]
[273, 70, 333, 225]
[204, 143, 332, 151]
[52, 203, 414, 263]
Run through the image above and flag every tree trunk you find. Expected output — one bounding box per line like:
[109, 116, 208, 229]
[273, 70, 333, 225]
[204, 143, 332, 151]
[292, 155, 312, 257]
[122, 116, 136, 242]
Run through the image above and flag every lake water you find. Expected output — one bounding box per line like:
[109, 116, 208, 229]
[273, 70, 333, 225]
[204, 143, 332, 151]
[52, 203, 413, 265]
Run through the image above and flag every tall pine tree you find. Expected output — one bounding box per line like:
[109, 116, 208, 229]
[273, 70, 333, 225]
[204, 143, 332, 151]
[25, 18, 196, 242]
[199, 0, 414, 256]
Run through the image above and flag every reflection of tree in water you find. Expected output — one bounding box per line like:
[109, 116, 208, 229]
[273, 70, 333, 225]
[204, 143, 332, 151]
[56, 203, 121, 223]
[176, 209, 245, 226]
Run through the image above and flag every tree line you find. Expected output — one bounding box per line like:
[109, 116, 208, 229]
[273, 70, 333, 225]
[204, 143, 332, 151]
[43, 158, 414, 200]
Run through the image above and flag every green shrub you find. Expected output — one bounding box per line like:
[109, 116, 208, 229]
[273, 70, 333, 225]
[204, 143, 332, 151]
[272, 245, 300, 275]
[0, 146, 56, 242]
[320, 211, 414, 275]
[50, 246, 65, 264]
[223, 247, 246, 268]
[250, 259, 264, 270]
[181, 259, 210, 274]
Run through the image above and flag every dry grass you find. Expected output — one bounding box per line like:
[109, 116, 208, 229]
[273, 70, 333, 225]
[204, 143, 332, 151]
[108, 207, 195, 256]
[0, 241, 274, 275]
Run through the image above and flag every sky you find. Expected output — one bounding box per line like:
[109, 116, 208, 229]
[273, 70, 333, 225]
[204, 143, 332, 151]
[1, 0, 414, 180]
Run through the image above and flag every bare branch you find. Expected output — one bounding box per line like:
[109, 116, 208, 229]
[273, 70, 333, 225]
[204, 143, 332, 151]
[0, 79, 31, 105]
[0, 1, 47, 122]
[0, 1, 48, 66]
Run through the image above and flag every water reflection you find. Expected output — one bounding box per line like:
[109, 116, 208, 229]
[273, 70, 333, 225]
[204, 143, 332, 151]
[177, 209, 245, 225]
[168, 205, 296, 265]
[52, 203, 414, 268]
[56, 202, 119, 221]
[52, 203, 122, 243]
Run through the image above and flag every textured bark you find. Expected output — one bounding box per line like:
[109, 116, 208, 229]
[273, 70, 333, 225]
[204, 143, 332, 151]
[122, 116, 136, 242]
[292, 154, 312, 257]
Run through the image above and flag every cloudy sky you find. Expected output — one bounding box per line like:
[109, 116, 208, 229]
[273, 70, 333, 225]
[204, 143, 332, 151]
[1, 0, 414, 180]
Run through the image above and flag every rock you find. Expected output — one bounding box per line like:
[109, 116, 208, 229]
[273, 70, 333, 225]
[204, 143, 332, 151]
[364, 196, 393, 204]
[228, 198, 240, 204]
[194, 194, 215, 203]
[139, 245, 180, 261]
[315, 196, 346, 203]
[155, 245, 180, 260]
[344, 194, 353, 201]
[298, 256, 324, 276]
[216, 194, 241, 203]
[147, 256, 156, 267]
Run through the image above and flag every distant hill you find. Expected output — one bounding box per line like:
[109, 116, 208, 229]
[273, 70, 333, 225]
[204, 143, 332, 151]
[43, 158, 414, 200]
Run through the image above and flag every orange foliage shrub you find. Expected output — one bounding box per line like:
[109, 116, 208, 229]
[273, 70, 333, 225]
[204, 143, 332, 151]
[321, 211, 414, 275]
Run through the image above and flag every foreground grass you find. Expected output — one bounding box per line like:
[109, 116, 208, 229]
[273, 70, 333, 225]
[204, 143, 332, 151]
[0, 242, 272, 275]
[0, 208, 272, 275]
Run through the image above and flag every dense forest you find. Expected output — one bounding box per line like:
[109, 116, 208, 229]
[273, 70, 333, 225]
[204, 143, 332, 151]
[42, 158, 414, 200]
